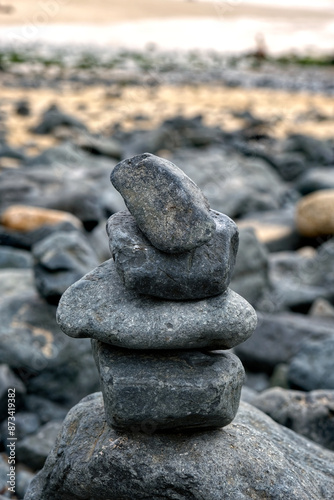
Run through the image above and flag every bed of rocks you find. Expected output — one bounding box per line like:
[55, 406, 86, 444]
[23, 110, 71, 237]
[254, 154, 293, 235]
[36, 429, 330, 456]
[0, 59, 334, 498]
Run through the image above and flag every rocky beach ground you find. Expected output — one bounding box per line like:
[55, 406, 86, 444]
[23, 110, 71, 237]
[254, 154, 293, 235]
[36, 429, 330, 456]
[0, 2, 334, 498]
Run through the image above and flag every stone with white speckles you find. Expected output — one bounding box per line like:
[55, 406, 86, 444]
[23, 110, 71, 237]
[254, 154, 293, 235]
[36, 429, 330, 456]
[56, 259, 257, 350]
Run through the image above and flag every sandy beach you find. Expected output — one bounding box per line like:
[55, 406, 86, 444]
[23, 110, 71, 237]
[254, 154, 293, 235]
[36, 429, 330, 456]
[0, 0, 333, 54]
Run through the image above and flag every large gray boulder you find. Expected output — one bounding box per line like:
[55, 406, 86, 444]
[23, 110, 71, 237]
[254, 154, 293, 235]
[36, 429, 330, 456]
[57, 260, 257, 350]
[24, 392, 334, 500]
[92, 341, 244, 431]
[110, 153, 215, 253]
[107, 209, 238, 300]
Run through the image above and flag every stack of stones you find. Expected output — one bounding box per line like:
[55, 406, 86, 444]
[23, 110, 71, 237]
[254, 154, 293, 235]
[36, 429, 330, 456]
[57, 153, 257, 433]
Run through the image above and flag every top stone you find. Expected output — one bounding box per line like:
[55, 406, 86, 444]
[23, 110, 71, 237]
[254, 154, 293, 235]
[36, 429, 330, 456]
[110, 153, 216, 253]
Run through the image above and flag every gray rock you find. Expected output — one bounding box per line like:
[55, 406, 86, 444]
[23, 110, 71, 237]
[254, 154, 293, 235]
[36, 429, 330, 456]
[92, 341, 244, 431]
[288, 337, 334, 391]
[0, 364, 26, 420]
[0, 269, 34, 297]
[235, 312, 334, 373]
[237, 207, 299, 252]
[0, 220, 80, 251]
[0, 454, 9, 497]
[57, 259, 257, 350]
[240, 385, 258, 403]
[171, 146, 288, 218]
[31, 104, 87, 135]
[0, 290, 99, 406]
[284, 134, 334, 165]
[297, 167, 334, 195]
[110, 153, 215, 253]
[266, 242, 334, 312]
[16, 420, 62, 470]
[1, 412, 40, 442]
[32, 231, 99, 304]
[0, 146, 121, 221]
[16, 466, 35, 500]
[24, 396, 68, 425]
[24, 393, 334, 500]
[0, 246, 32, 269]
[87, 220, 111, 263]
[250, 387, 334, 451]
[265, 250, 333, 312]
[230, 227, 270, 306]
[107, 209, 238, 300]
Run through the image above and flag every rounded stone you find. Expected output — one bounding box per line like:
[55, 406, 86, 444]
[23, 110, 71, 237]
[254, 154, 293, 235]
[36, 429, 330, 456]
[296, 190, 334, 237]
[92, 341, 245, 431]
[110, 153, 216, 253]
[107, 209, 238, 300]
[57, 260, 257, 350]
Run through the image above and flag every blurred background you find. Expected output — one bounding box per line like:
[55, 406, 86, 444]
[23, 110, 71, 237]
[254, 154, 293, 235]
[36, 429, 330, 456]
[0, 1, 334, 498]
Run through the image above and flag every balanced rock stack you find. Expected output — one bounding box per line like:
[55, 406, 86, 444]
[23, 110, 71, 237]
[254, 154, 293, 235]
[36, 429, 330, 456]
[56, 152, 257, 432]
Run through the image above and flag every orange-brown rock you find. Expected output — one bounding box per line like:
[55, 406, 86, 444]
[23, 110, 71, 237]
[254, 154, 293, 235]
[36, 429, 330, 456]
[1, 205, 82, 232]
[296, 190, 334, 237]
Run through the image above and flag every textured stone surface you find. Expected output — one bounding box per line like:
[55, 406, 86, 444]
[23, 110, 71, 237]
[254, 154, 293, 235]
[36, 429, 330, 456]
[235, 312, 334, 373]
[1, 205, 82, 232]
[32, 231, 99, 304]
[92, 341, 244, 431]
[57, 259, 257, 350]
[296, 189, 334, 237]
[25, 393, 334, 500]
[288, 337, 334, 391]
[107, 209, 238, 300]
[250, 387, 334, 451]
[110, 153, 215, 253]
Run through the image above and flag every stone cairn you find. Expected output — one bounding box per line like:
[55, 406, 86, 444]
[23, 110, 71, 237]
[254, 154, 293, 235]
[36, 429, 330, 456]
[57, 152, 257, 435]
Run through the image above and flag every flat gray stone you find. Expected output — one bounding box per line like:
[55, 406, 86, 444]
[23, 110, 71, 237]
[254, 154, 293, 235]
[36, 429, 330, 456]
[92, 341, 244, 431]
[24, 393, 334, 500]
[107, 209, 238, 300]
[110, 153, 216, 253]
[57, 260, 257, 350]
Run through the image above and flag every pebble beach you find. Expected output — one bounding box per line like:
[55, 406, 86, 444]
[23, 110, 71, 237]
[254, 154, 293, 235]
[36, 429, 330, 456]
[0, 1, 334, 499]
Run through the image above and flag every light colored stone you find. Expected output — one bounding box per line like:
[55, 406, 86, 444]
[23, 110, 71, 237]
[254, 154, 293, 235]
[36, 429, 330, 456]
[1, 205, 82, 232]
[296, 189, 334, 237]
